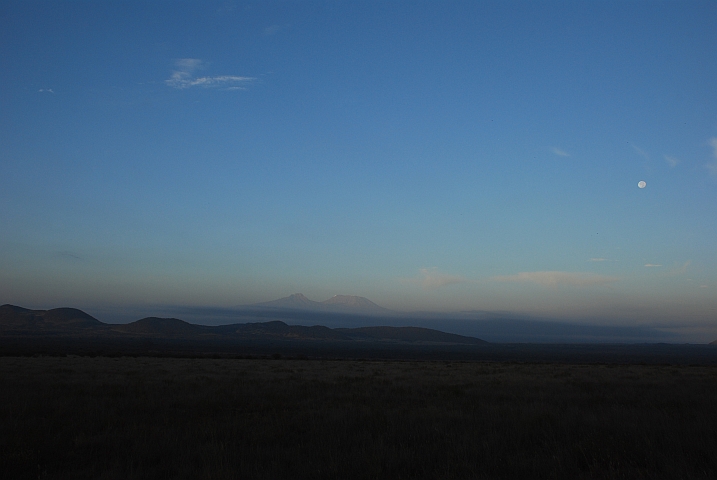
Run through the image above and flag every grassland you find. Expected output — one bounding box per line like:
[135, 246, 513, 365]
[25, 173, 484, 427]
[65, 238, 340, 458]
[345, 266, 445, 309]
[2, 356, 717, 479]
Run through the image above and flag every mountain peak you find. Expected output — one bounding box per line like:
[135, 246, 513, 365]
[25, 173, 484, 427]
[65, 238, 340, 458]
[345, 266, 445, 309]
[321, 295, 391, 314]
[287, 293, 311, 302]
[250, 293, 322, 310]
[322, 295, 376, 307]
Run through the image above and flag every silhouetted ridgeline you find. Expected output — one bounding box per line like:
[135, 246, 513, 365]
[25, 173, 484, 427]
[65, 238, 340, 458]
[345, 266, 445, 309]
[0, 304, 485, 344]
[113, 317, 202, 336]
[0, 304, 103, 331]
[3, 304, 717, 364]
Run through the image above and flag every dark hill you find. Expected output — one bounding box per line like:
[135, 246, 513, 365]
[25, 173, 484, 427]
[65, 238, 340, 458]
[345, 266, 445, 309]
[0, 304, 103, 332]
[230, 321, 350, 341]
[0, 304, 33, 316]
[0, 305, 34, 327]
[0, 304, 488, 345]
[40, 308, 102, 327]
[114, 317, 201, 336]
[338, 326, 488, 345]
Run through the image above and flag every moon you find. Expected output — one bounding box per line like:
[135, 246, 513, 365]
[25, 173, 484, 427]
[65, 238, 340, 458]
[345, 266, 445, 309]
[638, 181, 646, 189]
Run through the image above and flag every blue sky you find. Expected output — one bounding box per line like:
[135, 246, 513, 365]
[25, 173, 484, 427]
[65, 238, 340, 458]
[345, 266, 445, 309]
[1, 1, 717, 340]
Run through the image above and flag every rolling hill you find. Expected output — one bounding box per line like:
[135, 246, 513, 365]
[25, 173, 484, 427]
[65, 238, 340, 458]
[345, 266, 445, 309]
[0, 304, 485, 345]
[112, 317, 202, 336]
[0, 305, 104, 332]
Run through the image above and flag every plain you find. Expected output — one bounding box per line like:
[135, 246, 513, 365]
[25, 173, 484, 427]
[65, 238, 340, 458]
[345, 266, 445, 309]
[2, 355, 717, 479]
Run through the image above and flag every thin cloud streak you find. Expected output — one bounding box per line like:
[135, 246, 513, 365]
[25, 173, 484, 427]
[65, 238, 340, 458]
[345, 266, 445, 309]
[550, 147, 570, 157]
[707, 138, 717, 176]
[664, 155, 680, 167]
[406, 268, 467, 289]
[644, 264, 662, 267]
[166, 58, 254, 90]
[631, 144, 649, 160]
[264, 25, 283, 35]
[493, 271, 619, 287]
[665, 260, 691, 276]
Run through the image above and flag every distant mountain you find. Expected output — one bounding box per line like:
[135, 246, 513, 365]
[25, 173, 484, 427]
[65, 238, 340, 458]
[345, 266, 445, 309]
[0, 304, 104, 332]
[711, 339, 717, 345]
[248, 293, 392, 315]
[321, 295, 391, 314]
[251, 293, 324, 310]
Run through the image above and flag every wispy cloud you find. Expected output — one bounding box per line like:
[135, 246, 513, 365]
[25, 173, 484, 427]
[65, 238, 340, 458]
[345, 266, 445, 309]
[631, 144, 650, 160]
[492, 271, 618, 287]
[264, 24, 283, 35]
[406, 268, 467, 289]
[707, 138, 717, 176]
[166, 59, 254, 90]
[666, 260, 691, 276]
[38, 89, 54, 94]
[550, 147, 570, 157]
[664, 155, 680, 168]
[644, 264, 662, 267]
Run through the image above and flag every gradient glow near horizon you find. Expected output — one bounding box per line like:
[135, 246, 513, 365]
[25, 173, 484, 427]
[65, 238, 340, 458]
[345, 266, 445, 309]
[1, 1, 716, 339]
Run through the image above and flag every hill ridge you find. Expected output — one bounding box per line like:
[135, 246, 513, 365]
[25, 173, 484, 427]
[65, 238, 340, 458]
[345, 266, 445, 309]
[0, 304, 486, 345]
[0, 304, 103, 331]
[113, 317, 201, 335]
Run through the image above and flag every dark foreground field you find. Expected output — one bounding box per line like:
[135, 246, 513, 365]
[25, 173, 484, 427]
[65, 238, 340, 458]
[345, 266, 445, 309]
[2, 357, 717, 479]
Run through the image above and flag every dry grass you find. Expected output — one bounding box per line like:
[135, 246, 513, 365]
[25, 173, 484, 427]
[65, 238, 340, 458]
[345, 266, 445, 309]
[2, 356, 716, 479]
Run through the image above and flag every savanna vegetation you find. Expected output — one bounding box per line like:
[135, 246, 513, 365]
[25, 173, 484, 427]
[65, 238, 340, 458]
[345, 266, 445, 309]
[2, 356, 716, 479]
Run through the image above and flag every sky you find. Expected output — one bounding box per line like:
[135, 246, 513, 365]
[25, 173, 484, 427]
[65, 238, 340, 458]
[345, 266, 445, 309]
[1, 1, 717, 340]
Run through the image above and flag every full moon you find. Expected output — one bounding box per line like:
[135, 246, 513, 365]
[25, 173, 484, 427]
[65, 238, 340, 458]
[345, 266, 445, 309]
[638, 181, 646, 189]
